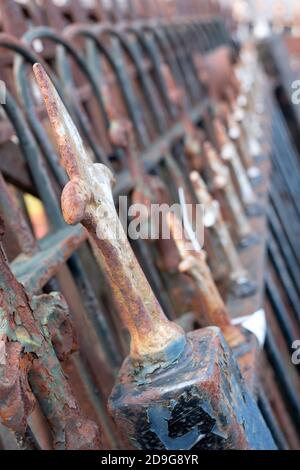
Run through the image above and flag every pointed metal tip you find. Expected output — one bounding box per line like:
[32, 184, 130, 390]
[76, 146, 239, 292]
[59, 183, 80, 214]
[33, 62, 90, 180]
[33, 63, 52, 102]
[33, 62, 43, 75]
[33, 63, 59, 121]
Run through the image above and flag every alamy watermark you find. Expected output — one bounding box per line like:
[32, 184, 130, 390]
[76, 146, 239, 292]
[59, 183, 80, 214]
[95, 195, 205, 252]
[291, 340, 300, 365]
[291, 80, 300, 105]
[0, 80, 6, 105]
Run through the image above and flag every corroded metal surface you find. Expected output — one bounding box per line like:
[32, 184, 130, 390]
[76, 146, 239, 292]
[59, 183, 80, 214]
[0, 217, 101, 449]
[34, 64, 275, 450]
[110, 327, 275, 450]
[34, 63, 185, 369]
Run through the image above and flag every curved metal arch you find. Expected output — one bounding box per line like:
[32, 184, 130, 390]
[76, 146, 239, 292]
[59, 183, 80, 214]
[140, 23, 185, 90]
[20, 26, 110, 165]
[176, 21, 201, 55]
[168, 22, 204, 96]
[65, 24, 150, 148]
[0, 33, 109, 179]
[188, 21, 209, 54]
[105, 23, 169, 134]
[158, 22, 200, 102]
[154, 21, 191, 88]
[200, 21, 219, 50]
[121, 22, 174, 119]
[0, 33, 68, 186]
[92, 22, 170, 134]
[23, 27, 109, 124]
[175, 21, 207, 88]
[141, 20, 203, 103]
[191, 21, 209, 54]
[1, 87, 64, 229]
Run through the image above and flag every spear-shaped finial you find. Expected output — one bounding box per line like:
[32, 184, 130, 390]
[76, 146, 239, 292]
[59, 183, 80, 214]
[33, 63, 185, 370]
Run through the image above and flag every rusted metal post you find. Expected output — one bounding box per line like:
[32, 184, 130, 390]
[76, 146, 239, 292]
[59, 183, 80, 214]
[148, 65, 227, 283]
[34, 63, 185, 367]
[0, 218, 101, 450]
[34, 63, 276, 451]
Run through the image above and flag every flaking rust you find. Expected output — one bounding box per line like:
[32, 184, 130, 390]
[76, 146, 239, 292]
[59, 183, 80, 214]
[0, 217, 101, 449]
[34, 63, 276, 450]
